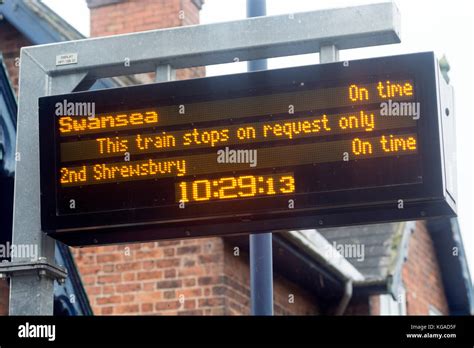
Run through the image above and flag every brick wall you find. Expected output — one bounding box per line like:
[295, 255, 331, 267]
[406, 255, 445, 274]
[0, 279, 8, 315]
[222, 243, 319, 315]
[402, 221, 449, 315]
[73, 237, 225, 315]
[0, 21, 30, 93]
[73, 238, 320, 315]
[88, 0, 204, 80]
[89, 0, 182, 37]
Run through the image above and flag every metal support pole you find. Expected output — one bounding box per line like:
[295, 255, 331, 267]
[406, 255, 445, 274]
[155, 64, 176, 82]
[249, 233, 273, 315]
[247, 0, 273, 316]
[6, 60, 80, 315]
[320, 45, 339, 64]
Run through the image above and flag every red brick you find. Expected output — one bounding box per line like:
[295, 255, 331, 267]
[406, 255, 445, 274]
[87, 286, 102, 296]
[142, 260, 155, 270]
[137, 270, 163, 281]
[156, 279, 182, 289]
[102, 264, 115, 273]
[178, 309, 204, 315]
[97, 254, 122, 263]
[80, 265, 102, 275]
[163, 248, 175, 257]
[158, 241, 181, 247]
[141, 303, 153, 313]
[398, 222, 449, 315]
[182, 258, 195, 267]
[184, 299, 196, 309]
[96, 295, 122, 305]
[101, 306, 114, 315]
[155, 259, 180, 268]
[212, 286, 226, 296]
[0, 280, 9, 315]
[98, 274, 122, 284]
[164, 269, 176, 279]
[122, 294, 135, 302]
[198, 298, 225, 307]
[198, 254, 221, 264]
[116, 283, 142, 293]
[115, 262, 141, 272]
[178, 266, 204, 277]
[82, 275, 96, 286]
[135, 249, 163, 259]
[155, 301, 180, 311]
[183, 278, 196, 287]
[135, 292, 161, 303]
[163, 290, 176, 299]
[177, 245, 201, 255]
[115, 304, 139, 314]
[178, 288, 202, 298]
[143, 282, 155, 291]
[123, 272, 136, 282]
[103, 285, 115, 294]
[198, 276, 222, 286]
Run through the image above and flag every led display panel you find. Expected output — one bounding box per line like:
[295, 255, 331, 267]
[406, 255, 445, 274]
[39, 52, 456, 246]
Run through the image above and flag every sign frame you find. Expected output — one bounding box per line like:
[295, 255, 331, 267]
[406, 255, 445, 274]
[7, 3, 405, 315]
[39, 52, 456, 246]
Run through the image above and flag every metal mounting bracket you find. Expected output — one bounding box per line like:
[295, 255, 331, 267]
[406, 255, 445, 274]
[0, 257, 67, 283]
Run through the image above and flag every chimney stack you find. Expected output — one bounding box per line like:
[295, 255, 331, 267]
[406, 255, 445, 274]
[86, 0, 205, 79]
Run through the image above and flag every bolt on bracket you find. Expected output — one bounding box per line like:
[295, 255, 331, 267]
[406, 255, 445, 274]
[0, 258, 67, 283]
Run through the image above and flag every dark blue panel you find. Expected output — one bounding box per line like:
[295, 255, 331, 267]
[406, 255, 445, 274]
[54, 242, 94, 316]
[0, 0, 68, 44]
[428, 218, 474, 315]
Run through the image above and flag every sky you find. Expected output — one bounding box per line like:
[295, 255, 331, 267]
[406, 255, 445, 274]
[43, 0, 474, 278]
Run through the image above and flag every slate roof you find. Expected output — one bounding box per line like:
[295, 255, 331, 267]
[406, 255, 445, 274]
[0, 0, 137, 89]
[318, 222, 411, 284]
[1, 0, 84, 43]
[319, 219, 473, 315]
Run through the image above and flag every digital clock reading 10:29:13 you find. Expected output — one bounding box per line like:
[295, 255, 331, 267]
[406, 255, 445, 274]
[176, 173, 296, 203]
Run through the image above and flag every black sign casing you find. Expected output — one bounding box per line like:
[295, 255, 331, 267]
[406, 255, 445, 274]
[39, 52, 456, 246]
